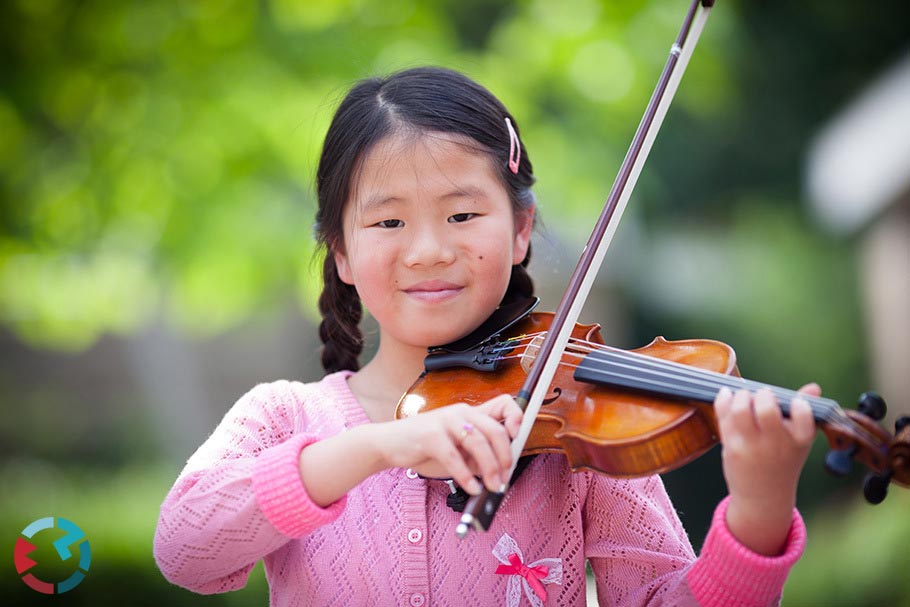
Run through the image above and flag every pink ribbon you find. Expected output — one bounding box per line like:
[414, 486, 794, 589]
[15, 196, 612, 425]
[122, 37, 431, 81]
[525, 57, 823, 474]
[495, 553, 550, 601]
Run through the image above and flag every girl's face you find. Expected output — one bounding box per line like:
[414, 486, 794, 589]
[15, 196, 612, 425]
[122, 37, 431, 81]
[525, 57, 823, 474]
[334, 131, 533, 352]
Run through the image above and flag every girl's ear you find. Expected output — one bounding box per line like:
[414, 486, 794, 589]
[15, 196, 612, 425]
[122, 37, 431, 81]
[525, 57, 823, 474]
[333, 247, 355, 285]
[511, 207, 534, 265]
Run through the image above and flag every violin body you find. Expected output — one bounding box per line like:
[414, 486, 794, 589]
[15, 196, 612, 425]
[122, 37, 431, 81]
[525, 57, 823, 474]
[396, 309, 909, 495]
[396, 312, 739, 478]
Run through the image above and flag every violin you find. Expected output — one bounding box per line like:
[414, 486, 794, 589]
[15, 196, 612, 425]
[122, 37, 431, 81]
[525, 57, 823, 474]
[397, 0, 909, 537]
[395, 296, 909, 503]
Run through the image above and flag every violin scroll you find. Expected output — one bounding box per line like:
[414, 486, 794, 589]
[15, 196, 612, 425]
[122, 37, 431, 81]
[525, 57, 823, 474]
[823, 392, 885, 477]
[863, 416, 910, 504]
[822, 391, 909, 503]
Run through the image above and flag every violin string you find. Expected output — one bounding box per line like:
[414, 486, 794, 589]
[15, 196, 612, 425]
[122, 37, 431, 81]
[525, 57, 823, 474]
[489, 333, 883, 443]
[493, 335, 836, 415]
[489, 335, 844, 424]
[562, 350, 842, 423]
[496, 349, 839, 421]
[496, 352, 877, 442]
[568, 343, 840, 419]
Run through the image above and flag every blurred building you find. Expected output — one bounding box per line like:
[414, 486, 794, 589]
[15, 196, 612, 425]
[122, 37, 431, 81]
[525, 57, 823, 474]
[806, 51, 910, 424]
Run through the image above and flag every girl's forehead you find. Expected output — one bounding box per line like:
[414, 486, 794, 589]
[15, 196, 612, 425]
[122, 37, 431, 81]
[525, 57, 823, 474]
[371, 129, 486, 159]
[352, 131, 499, 200]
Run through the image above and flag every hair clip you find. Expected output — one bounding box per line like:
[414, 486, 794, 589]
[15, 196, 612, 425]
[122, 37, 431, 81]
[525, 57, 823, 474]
[505, 117, 521, 174]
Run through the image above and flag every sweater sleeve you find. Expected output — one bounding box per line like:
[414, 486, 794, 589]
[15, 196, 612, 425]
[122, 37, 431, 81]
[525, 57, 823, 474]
[585, 475, 805, 607]
[153, 381, 346, 594]
[686, 496, 806, 607]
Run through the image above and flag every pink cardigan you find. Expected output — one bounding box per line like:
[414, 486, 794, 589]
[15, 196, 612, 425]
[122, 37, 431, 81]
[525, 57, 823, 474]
[153, 372, 805, 606]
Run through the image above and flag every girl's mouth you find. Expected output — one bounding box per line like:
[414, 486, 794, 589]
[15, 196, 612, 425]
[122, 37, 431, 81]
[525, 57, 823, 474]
[404, 281, 463, 302]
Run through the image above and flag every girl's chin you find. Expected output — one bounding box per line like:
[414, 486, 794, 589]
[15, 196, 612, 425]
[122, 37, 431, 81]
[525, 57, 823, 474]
[400, 322, 481, 350]
[409, 331, 467, 349]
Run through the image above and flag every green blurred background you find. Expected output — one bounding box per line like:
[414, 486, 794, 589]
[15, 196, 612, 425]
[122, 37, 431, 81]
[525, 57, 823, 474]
[1, 0, 908, 605]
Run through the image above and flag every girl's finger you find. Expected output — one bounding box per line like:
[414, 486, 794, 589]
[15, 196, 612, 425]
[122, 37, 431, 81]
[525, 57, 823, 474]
[438, 441, 482, 495]
[797, 382, 822, 398]
[753, 388, 784, 434]
[465, 413, 513, 475]
[787, 395, 817, 445]
[480, 394, 524, 438]
[714, 386, 734, 440]
[728, 388, 759, 436]
[454, 417, 507, 492]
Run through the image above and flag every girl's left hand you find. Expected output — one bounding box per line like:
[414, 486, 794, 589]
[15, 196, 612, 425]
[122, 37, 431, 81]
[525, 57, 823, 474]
[715, 383, 818, 556]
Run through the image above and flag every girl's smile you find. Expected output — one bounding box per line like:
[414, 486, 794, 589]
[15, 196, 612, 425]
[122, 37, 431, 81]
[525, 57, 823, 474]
[333, 131, 533, 355]
[403, 280, 464, 303]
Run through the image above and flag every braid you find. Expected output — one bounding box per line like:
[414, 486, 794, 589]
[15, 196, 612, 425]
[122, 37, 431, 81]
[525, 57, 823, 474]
[318, 255, 364, 373]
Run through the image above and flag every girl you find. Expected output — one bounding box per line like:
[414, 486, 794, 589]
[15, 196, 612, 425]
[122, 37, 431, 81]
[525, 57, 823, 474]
[154, 67, 818, 606]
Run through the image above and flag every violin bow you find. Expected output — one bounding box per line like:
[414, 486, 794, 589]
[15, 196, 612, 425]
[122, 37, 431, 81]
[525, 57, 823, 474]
[457, 0, 717, 538]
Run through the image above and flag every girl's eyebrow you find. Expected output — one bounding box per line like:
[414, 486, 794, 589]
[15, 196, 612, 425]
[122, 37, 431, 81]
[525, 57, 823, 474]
[440, 185, 487, 201]
[359, 194, 401, 212]
[361, 186, 487, 210]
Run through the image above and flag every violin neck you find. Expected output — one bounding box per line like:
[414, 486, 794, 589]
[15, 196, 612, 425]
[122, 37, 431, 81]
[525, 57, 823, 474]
[573, 348, 841, 422]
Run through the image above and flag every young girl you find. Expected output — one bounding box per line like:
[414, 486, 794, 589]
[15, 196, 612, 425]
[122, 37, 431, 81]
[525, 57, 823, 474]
[154, 66, 819, 606]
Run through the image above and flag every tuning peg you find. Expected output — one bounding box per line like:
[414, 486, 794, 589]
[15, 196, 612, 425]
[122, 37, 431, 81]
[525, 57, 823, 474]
[825, 445, 857, 477]
[857, 392, 887, 421]
[861, 416, 908, 505]
[863, 469, 893, 504]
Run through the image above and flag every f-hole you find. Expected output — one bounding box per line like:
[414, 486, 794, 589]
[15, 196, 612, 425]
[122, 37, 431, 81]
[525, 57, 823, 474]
[543, 387, 562, 405]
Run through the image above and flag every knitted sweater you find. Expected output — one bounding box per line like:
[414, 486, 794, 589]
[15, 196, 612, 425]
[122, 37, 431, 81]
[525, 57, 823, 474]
[153, 371, 806, 607]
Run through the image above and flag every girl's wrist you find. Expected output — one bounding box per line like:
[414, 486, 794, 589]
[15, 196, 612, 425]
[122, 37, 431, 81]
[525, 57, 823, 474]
[358, 422, 394, 475]
[297, 424, 389, 507]
[725, 494, 794, 556]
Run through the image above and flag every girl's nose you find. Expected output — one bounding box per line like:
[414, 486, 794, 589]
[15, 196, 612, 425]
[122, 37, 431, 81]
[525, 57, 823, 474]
[403, 223, 457, 267]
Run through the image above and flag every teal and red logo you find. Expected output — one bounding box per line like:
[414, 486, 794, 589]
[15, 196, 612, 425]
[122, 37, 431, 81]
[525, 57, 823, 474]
[14, 517, 91, 594]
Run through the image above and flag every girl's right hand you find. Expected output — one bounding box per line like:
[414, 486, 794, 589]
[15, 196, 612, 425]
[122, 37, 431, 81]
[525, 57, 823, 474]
[376, 394, 523, 495]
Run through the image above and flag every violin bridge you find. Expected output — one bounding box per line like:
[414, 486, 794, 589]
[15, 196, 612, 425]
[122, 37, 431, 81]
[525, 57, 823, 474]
[520, 333, 546, 374]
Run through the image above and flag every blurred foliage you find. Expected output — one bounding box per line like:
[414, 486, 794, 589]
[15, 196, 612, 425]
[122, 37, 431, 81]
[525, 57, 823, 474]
[784, 487, 910, 607]
[3, 0, 905, 350]
[2, 0, 909, 605]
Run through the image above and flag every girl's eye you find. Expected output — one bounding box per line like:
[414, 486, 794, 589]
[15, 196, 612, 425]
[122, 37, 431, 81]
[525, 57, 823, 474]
[376, 219, 403, 228]
[448, 213, 475, 223]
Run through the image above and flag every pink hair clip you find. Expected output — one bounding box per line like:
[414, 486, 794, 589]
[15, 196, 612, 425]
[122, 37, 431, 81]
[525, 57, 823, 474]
[505, 117, 521, 174]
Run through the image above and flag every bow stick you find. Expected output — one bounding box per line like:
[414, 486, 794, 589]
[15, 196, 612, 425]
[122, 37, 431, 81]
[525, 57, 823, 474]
[457, 0, 717, 538]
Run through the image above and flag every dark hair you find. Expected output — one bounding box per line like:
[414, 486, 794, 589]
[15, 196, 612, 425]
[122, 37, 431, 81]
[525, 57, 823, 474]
[315, 66, 537, 373]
